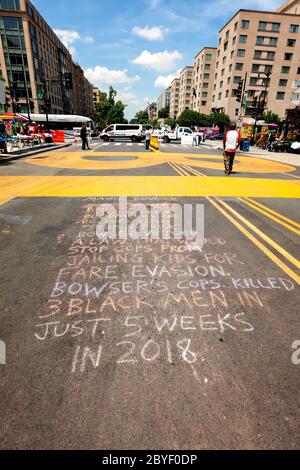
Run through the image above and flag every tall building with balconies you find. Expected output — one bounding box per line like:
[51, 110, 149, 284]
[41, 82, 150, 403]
[212, 8, 300, 120]
[178, 66, 194, 116]
[277, 0, 300, 14]
[193, 47, 217, 115]
[157, 86, 171, 112]
[169, 77, 180, 119]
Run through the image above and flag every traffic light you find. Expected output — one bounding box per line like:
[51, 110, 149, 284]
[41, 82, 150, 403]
[236, 80, 244, 102]
[64, 72, 73, 90]
[45, 98, 51, 108]
[29, 100, 34, 111]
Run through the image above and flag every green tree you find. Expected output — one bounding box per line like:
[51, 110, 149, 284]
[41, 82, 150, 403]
[94, 86, 127, 129]
[164, 118, 176, 129]
[176, 110, 201, 128]
[131, 110, 149, 124]
[208, 112, 231, 132]
[158, 106, 170, 119]
[262, 111, 281, 124]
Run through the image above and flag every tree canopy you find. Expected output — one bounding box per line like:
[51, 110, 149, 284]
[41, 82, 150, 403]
[94, 86, 127, 129]
[176, 110, 230, 130]
[158, 106, 170, 119]
[262, 111, 281, 125]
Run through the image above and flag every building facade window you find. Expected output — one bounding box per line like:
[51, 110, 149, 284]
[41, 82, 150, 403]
[267, 51, 275, 60]
[284, 53, 293, 60]
[290, 24, 299, 33]
[234, 76, 242, 83]
[287, 38, 296, 47]
[271, 23, 280, 32]
[0, 0, 20, 9]
[282, 66, 290, 74]
[241, 20, 249, 29]
[259, 21, 267, 30]
[237, 49, 245, 57]
[235, 62, 243, 70]
[239, 35, 247, 43]
[279, 79, 288, 87]
[276, 91, 285, 100]
[252, 64, 260, 72]
[269, 37, 277, 46]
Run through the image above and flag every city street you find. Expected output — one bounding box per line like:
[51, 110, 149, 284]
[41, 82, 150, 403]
[0, 141, 299, 450]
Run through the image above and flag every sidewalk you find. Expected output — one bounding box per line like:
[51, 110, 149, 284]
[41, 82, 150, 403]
[0, 142, 71, 161]
[203, 141, 300, 166]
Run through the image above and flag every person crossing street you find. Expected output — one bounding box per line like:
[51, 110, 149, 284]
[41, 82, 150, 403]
[80, 123, 91, 150]
[223, 123, 242, 175]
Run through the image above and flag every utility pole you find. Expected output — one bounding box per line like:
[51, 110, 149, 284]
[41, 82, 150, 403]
[20, 49, 31, 121]
[42, 78, 50, 131]
[251, 71, 271, 143]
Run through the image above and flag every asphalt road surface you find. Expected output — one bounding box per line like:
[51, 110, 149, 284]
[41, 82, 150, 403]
[0, 139, 299, 450]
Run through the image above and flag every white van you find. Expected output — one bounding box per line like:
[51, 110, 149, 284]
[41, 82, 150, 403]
[100, 124, 146, 142]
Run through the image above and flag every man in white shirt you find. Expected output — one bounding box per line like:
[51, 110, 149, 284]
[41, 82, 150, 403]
[145, 127, 152, 151]
[223, 123, 242, 175]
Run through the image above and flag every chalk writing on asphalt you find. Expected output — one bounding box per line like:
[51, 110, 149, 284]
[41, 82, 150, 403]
[34, 201, 296, 382]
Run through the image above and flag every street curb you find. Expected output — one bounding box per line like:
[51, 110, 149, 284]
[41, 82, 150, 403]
[0, 143, 72, 162]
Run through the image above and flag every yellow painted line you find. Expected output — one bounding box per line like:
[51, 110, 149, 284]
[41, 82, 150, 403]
[180, 163, 206, 177]
[208, 197, 300, 285]
[216, 198, 300, 270]
[1, 176, 300, 202]
[239, 198, 300, 237]
[26, 151, 296, 174]
[243, 197, 300, 230]
[169, 161, 190, 176]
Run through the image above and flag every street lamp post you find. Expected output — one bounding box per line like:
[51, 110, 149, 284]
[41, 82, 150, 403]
[251, 71, 271, 143]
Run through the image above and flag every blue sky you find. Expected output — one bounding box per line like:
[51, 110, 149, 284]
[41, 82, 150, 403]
[32, 0, 284, 119]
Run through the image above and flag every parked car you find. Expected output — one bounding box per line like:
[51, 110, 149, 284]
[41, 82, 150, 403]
[288, 141, 300, 154]
[152, 126, 195, 143]
[100, 124, 146, 142]
[209, 133, 225, 141]
[272, 141, 291, 153]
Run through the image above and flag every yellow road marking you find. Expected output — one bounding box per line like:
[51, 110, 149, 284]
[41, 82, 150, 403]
[26, 150, 296, 174]
[176, 164, 300, 277]
[168, 161, 188, 176]
[1, 175, 300, 200]
[216, 198, 300, 270]
[243, 197, 300, 230]
[239, 197, 300, 237]
[179, 163, 206, 177]
[208, 197, 300, 286]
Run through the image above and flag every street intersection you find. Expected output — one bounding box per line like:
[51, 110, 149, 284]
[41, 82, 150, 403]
[0, 141, 299, 449]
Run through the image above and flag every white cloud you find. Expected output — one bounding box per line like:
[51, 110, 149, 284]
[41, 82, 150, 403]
[54, 29, 94, 57]
[155, 70, 180, 88]
[54, 29, 80, 48]
[149, 0, 160, 8]
[132, 50, 182, 72]
[84, 66, 141, 86]
[83, 36, 94, 44]
[132, 26, 168, 41]
[118, 90, 141, 106]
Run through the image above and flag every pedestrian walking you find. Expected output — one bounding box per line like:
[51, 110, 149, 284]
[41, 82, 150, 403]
[267, 132, 276, 152]
[145, 127, 151, 151]
[80, 123, 90, 150]
[223, 123, 242, 175]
